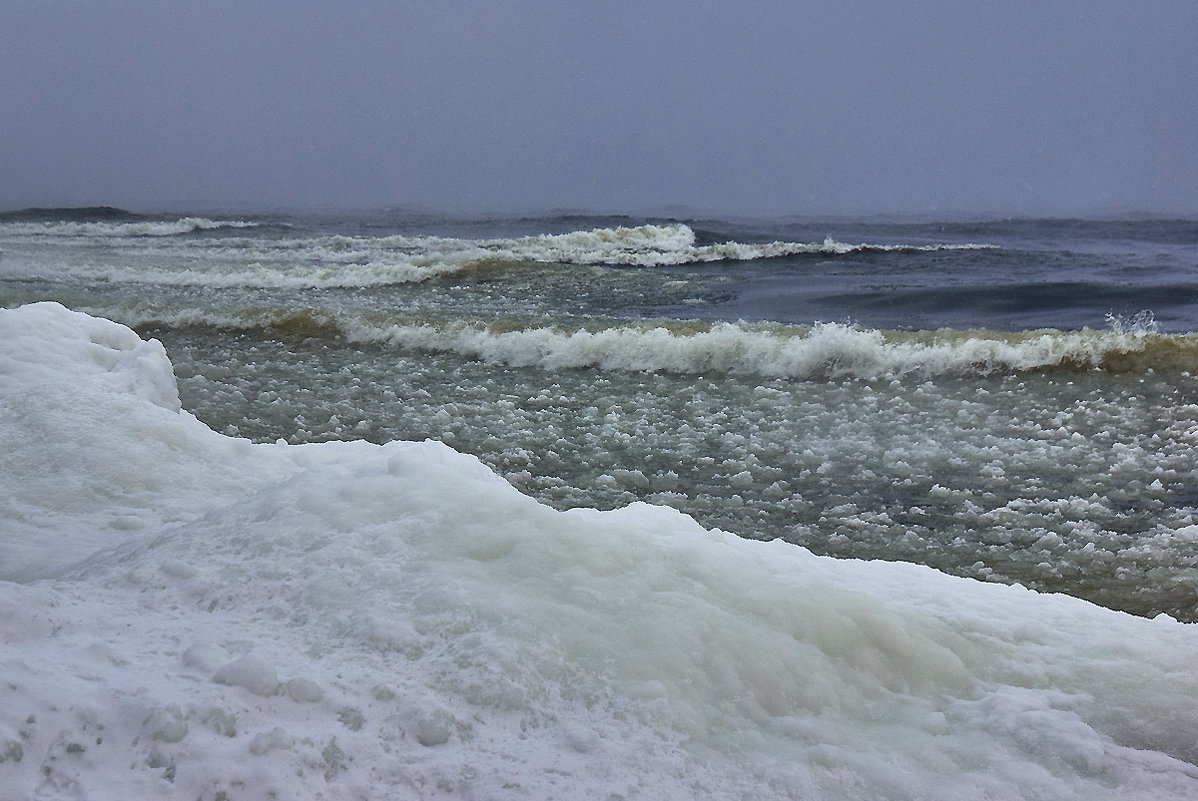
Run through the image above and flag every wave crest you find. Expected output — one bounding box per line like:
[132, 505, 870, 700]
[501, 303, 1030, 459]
[335, 318, 1185, 379]
[0, 217, 259, 238]
[435, 225, 995, 267]
[1, 222, 996, 288]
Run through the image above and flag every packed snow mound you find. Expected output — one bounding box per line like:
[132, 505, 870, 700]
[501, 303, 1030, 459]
[0, 302, 370, 580]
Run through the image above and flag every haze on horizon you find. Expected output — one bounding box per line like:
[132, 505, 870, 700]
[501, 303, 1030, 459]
[2, 1, 1196, 218]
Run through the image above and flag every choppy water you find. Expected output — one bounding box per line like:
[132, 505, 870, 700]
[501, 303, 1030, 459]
[4, 206, 1198, 620]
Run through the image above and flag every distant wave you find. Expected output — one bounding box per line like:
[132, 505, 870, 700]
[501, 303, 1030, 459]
[415, 224, 997, 266]
[0, 223, 996, 287]
[0, 216, 260, 238]
[496, 226, 997, 266]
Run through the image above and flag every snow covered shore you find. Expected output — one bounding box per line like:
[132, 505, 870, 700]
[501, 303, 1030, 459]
[2, 302, 1197, 800]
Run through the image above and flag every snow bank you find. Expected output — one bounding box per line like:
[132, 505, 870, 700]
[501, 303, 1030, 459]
[0, 302, 369, 580]
[1, 303, 1197, 800]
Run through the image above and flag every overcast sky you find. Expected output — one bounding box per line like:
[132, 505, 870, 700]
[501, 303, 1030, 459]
[2, 1, 1196, 216]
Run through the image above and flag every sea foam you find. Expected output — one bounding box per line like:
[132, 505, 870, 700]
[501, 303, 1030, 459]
[0, 217, 259, 238]
[353, 318, 1172, 378]
[0, 221, 995, 288]
[1, 302, 1197, 800]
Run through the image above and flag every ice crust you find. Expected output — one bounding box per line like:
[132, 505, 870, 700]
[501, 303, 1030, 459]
[2, 302, 1198, 800]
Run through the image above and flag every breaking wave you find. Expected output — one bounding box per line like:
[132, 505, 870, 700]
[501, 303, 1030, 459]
[418, 224, 996, 267]
[124, 305, 1197, 379]
[354, 320, 1191, 378]
[0, 216, 260, 238]
[0, 223, 995, 288]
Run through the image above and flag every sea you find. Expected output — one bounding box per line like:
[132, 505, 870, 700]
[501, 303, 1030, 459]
[2, 207, 1198, 799]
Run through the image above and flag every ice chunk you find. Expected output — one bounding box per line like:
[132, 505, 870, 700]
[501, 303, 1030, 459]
[213, 654, 279, 697]
[285, 677, 323, 703]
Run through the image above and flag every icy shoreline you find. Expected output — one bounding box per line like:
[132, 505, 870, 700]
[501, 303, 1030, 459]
[2, 302, 1197, 800]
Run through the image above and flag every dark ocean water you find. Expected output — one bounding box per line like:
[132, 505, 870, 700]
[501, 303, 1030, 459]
[4, 207, 1198, 620]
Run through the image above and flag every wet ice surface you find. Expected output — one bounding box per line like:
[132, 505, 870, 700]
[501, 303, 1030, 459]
[163, 329, 1198, 622]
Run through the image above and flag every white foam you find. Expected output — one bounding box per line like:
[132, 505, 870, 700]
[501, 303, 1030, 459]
[0, 222, 996, 288]
[438, 226, 996, 266]
[2, 303, 1196, 799]
[0, 217, 258, 238]
[352, 318, 1159, 378]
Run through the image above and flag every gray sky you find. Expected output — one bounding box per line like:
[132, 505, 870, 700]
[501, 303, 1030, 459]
[2, 1, 1196, 216]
